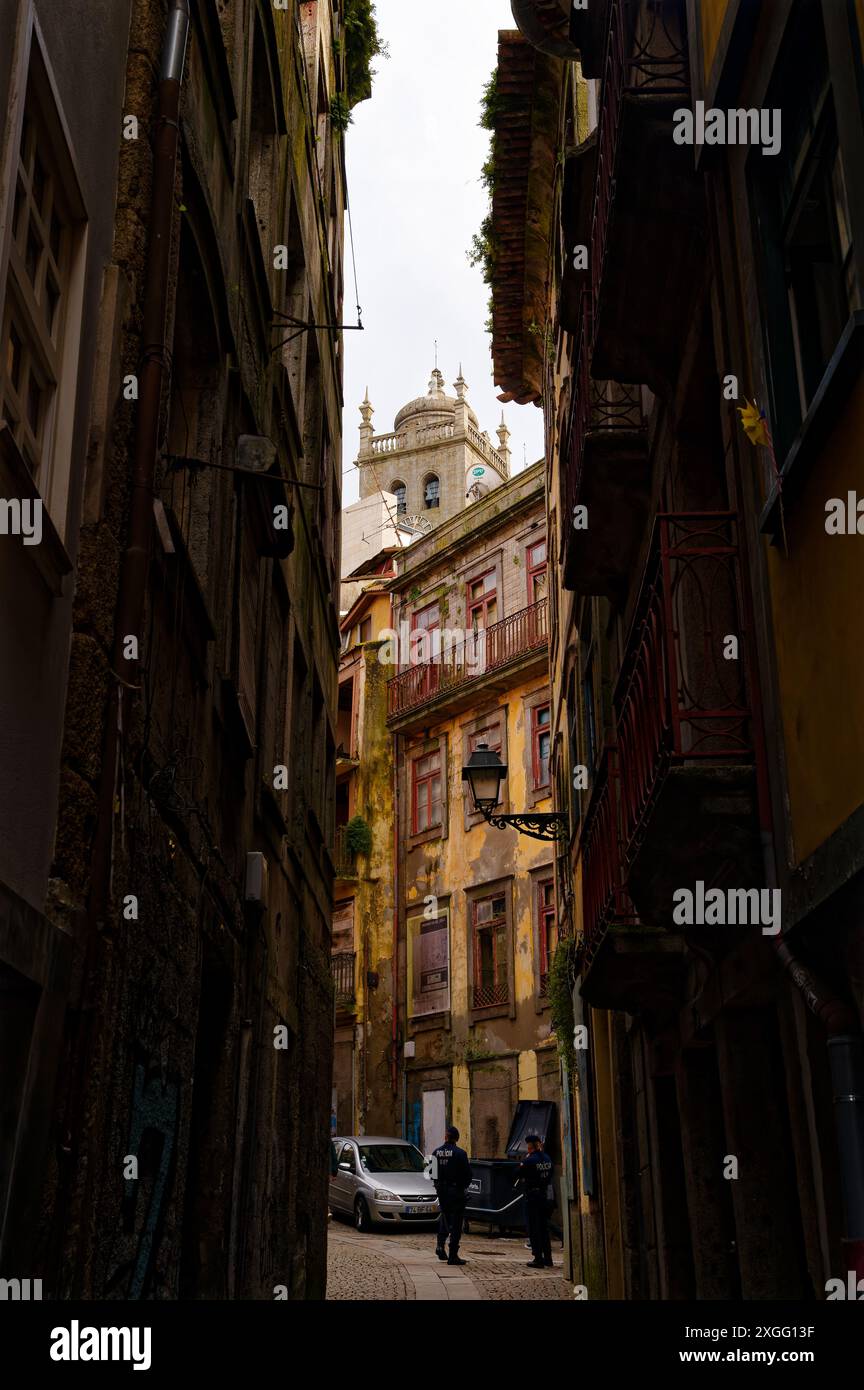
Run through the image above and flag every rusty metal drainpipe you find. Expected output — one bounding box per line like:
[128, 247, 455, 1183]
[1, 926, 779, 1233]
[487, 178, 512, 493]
[88, 0, 190, 929]
[772, 934, 864, 1279]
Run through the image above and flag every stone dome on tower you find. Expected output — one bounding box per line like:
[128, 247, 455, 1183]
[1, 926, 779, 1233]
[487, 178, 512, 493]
[354, 364, 510, 533]
[393, 367, 480, 433]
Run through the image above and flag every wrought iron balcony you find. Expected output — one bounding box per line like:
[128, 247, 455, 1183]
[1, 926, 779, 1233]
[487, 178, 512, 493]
[612, 512, 762, 923]
[331, 950, 356, 1006]
[586, 0, 700, 393]
[579, 749, 638, 966]
[560, 291, 649, 595]
[387, 597, 549, 721]
[332, 825, 358, 880]
[576, 746, 684, 1011]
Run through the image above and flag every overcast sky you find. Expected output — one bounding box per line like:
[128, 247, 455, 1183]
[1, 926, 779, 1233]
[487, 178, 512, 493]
[339, 0, 546, 505]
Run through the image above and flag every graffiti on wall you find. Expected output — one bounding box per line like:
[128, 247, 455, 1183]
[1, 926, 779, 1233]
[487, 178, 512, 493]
[104, 1058, 180, 1299]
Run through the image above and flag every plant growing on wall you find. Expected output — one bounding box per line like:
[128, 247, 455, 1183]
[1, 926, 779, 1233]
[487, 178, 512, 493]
[344, 0, 388, 109]
[547, 936, 578, 1074]
[345, 814, 373, 858]
[330, 94, 352, 134]
[467, 70, 501, 304]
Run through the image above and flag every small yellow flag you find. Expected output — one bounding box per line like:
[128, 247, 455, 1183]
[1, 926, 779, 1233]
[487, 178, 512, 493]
[738, 399, 771, 447]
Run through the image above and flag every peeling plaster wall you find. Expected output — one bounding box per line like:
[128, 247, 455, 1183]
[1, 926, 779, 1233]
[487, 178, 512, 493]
[391, 469, 562, 1158]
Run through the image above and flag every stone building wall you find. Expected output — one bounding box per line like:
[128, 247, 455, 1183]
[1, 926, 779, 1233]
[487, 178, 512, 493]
[1, 0, 350, 1299]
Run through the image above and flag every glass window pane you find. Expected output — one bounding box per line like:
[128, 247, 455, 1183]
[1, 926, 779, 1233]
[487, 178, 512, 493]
[6, 321, 22, 390]
[25, 223, 41, 283]
[50, 208, 63, 263]
[13, 179, 26, 240]
[27, 373, 42, 437]
[31, 152, 46, 212]
[45, 272, 60, 334]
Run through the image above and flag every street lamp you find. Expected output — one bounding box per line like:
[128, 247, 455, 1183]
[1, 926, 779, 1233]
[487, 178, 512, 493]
[462, 743, 569, 843]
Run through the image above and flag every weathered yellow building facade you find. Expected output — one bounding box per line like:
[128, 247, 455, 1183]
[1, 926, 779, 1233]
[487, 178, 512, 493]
[331, 371, 562, 1157]
[387, 462, 562, 1159]
[332, 576, 400, 1137]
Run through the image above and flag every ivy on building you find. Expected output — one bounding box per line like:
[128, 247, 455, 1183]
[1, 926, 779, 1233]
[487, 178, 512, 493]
[467, 69, 500, 310]
[345, 814, 373, 857]
[344, 0, 389, 110]
[468, 67, 522, 336]
[547, 936, 578, 1074]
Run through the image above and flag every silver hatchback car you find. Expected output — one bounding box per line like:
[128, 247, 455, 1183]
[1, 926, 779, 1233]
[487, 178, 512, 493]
[330, 1136, 440, 1232]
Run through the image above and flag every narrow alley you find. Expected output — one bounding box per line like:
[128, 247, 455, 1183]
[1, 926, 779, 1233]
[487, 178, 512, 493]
[327, 1226, 569, 1302]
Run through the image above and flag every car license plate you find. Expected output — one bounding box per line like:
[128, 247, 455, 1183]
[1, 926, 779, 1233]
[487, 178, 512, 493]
[406, 1205, 430, 1215]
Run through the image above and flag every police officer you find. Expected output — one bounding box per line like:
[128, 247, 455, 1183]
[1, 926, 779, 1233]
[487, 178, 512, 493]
[516, 1132, 554, 1268]
[431, 1125, 473, 1265]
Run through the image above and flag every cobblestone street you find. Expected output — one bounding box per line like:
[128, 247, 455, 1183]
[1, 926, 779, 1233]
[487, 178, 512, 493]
[326, 1220, 571, 1301]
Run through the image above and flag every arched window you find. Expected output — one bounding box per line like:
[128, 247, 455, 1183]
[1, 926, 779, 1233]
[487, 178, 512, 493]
[424, 475, 440, 509]
[391, 481, 407, 516]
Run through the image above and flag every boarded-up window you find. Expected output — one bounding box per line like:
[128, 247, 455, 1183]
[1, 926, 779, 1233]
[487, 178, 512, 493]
[407, 911, 450, 1018]
[470, 1058, 517, 1159]
[332, 899, 354, 952]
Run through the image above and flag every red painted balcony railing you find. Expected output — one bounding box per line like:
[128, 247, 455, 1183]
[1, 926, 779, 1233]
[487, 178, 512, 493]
[578, 747, 638, 967]
[614, 513, 754, 865]
[387, 598, 548, 718]
[589, 0, 689, 330]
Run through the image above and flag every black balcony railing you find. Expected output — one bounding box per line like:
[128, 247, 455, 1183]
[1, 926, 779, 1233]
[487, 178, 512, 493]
[331, 951, 356, 1006]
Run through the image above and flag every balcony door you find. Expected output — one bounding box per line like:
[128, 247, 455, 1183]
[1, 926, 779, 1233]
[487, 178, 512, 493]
[468, 572, 498, 672]
[526, 538, 548, 646]
[411, 601, 440, 700]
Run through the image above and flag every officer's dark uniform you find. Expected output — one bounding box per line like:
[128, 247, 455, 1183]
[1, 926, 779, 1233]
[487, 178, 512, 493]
[518, 1144, 554, 1267]
[431, 1132, 473, 1263]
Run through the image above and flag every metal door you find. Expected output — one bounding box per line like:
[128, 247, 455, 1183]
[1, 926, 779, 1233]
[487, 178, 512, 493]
[421, 1089, 446, 1155]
